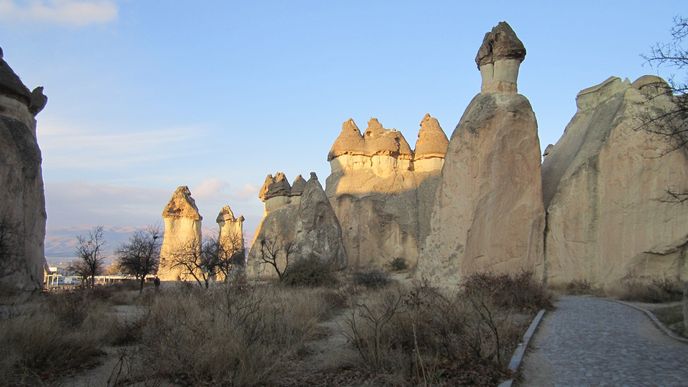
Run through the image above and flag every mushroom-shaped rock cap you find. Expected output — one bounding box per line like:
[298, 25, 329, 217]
[328, 118, 366, 161]
[163, 186, 202, 220]
[0, 47, 32, 106]
[258, 174, 274, 201]
[264, 172, 291, 200]
[632, 75, 671, 96]
[414, 114, 449, 160]
[29, 86, 47, 115]
[475, 21, 526, 68]
[309, 172, 318, 180]
[290, 175, 306, 196]
[216, 205, 243, 224]
[363, 118, 413, 159]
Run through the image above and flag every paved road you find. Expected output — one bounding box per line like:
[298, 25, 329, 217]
[520, 296, 688, 386]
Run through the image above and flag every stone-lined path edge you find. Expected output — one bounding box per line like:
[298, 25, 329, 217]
[498, 309, 546, 387]
[611, 299, 688, 344]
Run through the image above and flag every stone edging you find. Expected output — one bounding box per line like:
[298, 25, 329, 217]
[610, 299, 688, 345]
[498, 308, 546, 387]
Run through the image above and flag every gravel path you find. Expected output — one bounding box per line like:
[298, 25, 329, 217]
[520, 296, 688, 386]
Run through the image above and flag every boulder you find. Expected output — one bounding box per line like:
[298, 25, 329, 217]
[418, 22, 545, 286]
[158, 186, 203, 281]
[542, 75, 688, 287]
[248, 173, 347, 278]
[0, 47, 47, 293]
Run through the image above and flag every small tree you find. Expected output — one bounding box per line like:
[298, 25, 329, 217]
[169, 238, 217, 288]
[73, 226, 106, 288]
[116, 226, 161, 293]
[257, 237, 296, 281]
[210, 233, 245, 283]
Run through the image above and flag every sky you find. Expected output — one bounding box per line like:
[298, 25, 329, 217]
[0, 0, 685, 260]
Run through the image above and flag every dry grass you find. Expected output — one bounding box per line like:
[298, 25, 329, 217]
[131, 285, 339, 385]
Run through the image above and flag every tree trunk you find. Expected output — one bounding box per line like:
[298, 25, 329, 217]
[139, 276, 145, 294]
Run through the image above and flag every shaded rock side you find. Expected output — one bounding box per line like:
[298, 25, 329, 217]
[0, 47, 47, 293]
[247, 173, 347, 278]
[158, 186, 203, 281]
[542, 76, 688, 287]
[216, 205, 245, 281]
[418, 93, 545, 286]
[325, 115, 448, 270]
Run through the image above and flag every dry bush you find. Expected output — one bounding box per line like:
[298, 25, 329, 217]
[462, 271, 553, 312]
[619, 277, 684, 303]
[388, 257, 408, 271]
[0, 293, 115, 383]
[134, 285, 333, 385]
[343, 278, 530, 385]
[281, 257, 338, 287]
[352, 269, 391, 289]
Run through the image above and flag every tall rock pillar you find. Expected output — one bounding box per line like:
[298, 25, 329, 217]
[216, 205, 245, 281]
[418, 22, 545, 285]
[158, 186, 203, 281]
[0, 47, 48, 293]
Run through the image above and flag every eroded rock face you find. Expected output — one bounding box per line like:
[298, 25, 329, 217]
[158, 186, 203, 281]
[216, 205, 245, 281]
[325, 115, 448, 270]
[0, 47, 47, 293]
[542, 76, 688, 287]
[247, 173, 347, 278]
[418, 22, 545, 286]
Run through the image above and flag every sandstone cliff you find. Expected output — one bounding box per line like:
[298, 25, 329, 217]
[248, 172, 347, 278]
[325, 115, 448, 270]
[542, 75, 688, 287]
[158, 186, 203, 281]
[0, 47, 48, 293]
[418, 21, 545, 285]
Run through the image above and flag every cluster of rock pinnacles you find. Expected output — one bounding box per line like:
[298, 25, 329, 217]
[1, 21, 686, 292]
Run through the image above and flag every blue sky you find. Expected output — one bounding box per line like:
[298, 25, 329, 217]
[0, 0, 684, 258]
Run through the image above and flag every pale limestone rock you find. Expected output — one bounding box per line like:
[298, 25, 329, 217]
[216, 205, 245, 281]
[158, 186, 203, 281]
[325, 115, 447, 270]
[542, 75, 688, 287]
[0, 47, 47, 293]
[418, 22, 545, 286]
[248, 173, 346, 278]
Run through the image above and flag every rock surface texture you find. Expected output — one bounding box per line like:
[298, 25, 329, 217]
[325, 115, 448, 269]
[0, 47, 47, 293]
[158, 186, 203, 281]
[418, 22, 545, 286]
[216, 205, 245, 281]
[542, 75, 688, 287]
[248, 172, 347, 278]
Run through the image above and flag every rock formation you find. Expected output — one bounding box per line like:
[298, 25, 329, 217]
[158, 186, 203, 281]
[0, 46, 48, 293]
[542, 75, 688, 287]
[216, 205, 245, 281]
[418, 22, 545, 285]
[248, 172, 347, 278]
[325, 115, 448, 270]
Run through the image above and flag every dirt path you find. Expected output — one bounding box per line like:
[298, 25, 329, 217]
[520, 296, 688, 386]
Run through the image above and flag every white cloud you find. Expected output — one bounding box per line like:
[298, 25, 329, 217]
[0, 0, 117, 26]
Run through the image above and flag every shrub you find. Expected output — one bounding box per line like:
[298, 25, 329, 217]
[353, 270, 391, 289]
[462, 271, 553, 312]
[565, 279, 595, 295]
[619, 278, 683, 303]
[388, 257, 408, 271]
[282, 257, 338, 287]
[135, 286, 330, 385]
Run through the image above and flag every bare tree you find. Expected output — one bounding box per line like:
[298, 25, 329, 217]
[257, 237, 296, 281]
[210, 233, 245, 283]
[169, 238, 217, 288]
[73, 226, 106, 288]
[116, 226, 161, 293]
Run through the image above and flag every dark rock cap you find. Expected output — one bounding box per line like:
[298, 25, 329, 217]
[260, 172, 291, 201]
[0, 46, 32, 106]
[475, 21, 526, 69]
[290, 175, 306, 196]
[162, 186, 202, 220]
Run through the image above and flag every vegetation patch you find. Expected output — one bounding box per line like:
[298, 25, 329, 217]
[618, 278, 683, 303]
